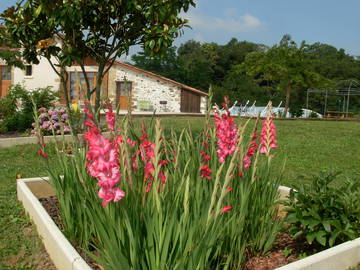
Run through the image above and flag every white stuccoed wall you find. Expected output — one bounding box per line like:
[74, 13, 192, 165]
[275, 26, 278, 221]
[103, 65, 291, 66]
[13, 56, 60, 91]
[110, 64, 207, 113]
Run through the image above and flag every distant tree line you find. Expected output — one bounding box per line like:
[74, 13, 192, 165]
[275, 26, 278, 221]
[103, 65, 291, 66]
[131, 35, 360, 115]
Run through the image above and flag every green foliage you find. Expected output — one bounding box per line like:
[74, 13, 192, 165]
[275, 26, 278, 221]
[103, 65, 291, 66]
[0, 84, 58, 132]
[286, 172, 360, 248]
[308, 111, 319, 118]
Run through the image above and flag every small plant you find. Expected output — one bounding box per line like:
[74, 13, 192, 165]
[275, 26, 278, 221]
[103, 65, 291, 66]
[283, 247, 292, 258]
[298, 252, 307, 259]
[286, 172, 360, 249]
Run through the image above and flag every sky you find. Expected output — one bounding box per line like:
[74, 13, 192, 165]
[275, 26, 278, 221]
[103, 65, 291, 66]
[1, 0, 359, 57]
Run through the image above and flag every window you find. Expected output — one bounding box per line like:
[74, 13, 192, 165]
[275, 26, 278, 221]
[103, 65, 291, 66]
[69, 72, 97, 101]
[116, 81, 132, 109]
[1, 66, 11, 80]
[25, 65, 32, 76]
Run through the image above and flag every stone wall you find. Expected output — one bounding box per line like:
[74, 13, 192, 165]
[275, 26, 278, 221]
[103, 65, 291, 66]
[110, 65, 182, 113]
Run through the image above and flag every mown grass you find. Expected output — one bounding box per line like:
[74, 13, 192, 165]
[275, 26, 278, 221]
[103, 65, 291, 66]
[0, 144, 57, 270]
[0, 117, 359, 268]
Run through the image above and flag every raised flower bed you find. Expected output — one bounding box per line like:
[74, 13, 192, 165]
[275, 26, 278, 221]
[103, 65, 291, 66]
[18, 178, 360, 270]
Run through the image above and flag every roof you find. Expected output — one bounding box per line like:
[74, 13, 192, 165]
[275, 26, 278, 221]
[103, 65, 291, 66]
[114, 61, 208, 97]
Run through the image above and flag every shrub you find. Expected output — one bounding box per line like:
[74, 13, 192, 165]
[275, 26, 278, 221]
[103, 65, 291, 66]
[0, 84, 58, 133]
[286, 172, 360, 249]
[309, 111, 319, 118]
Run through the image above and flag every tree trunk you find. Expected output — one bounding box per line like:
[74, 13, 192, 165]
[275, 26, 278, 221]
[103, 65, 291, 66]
[95, 63, 105, 121]
[283, 81, 292, 117]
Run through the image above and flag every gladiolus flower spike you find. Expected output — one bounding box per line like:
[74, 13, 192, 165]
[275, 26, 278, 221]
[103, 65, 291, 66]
[84, 108, 125, 207]
[214, 98, 238, 163]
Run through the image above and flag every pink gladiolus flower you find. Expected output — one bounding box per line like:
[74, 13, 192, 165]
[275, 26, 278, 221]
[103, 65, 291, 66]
[139, 125, 167, 191]
[105, 105, 115, 131]
[98, 187, 125, 207]
[222, 206, 233, 213]
[242, 155, 251, 169]
[214, 100, 238, 163]
[227, 187, 233, 192]
[259, 117, 278, 155]
[200, 164, 212, 179]
[84, 108, 125, 207]
[126, 137, 136, 147]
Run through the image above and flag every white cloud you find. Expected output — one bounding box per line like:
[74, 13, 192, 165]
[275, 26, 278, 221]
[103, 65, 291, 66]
[183, 12, 262, 34]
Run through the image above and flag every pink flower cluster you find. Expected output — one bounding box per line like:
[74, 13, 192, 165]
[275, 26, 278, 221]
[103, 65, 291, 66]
[139, 126, 167, 192]
[83, 107, 125, 207]
[200, 133, 212, 179]
[104, 104, 115, 131]
[214, 103, 238, 163]
[242, 130, 258, 169]
[259, 117, 278, 154]
[32, 107, 70, 135]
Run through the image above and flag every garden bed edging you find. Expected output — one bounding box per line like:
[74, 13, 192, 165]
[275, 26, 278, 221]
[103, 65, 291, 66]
[17, 177, 92, 270]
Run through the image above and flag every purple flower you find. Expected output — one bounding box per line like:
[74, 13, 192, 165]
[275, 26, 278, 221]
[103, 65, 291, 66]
[38, 107, 47, 112]
[41, 121, 50, 129]
[51, 114, 59, 121]
[61, 113, 69, 120]
[48, 109, 56, 115]
[39, 113, 48, 119]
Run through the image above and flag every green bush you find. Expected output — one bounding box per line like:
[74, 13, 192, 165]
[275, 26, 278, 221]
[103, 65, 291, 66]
[309, 111, 319, 118]
[0, 84, 58, 133]
[286, 172, 360, 249]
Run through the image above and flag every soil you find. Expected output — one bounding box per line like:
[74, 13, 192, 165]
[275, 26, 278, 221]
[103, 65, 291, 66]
[242, 233, 317, 270]
[39, 196, 102, 270]
[39, 196, 313, 270]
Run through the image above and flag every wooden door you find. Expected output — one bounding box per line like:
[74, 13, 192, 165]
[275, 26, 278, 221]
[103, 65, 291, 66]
[180, 89, 201, 113]
[0, 66, 11, 97]
[116, 81, 132, 110]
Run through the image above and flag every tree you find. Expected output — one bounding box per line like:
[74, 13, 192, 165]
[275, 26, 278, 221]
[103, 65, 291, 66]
[0, 25, 24, 68]
[1, 0, 195, 113]
[239, 35, 332, 116]
[131, 46, 184, 82]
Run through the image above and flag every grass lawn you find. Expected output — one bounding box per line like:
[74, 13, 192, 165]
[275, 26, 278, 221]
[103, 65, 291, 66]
[0, 117, 359, 269]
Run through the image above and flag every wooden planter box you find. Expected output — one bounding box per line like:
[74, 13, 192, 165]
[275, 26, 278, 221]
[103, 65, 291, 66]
[17, 178, 360, 270]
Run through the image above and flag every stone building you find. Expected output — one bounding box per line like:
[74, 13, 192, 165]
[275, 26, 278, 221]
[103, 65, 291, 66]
[0, 55, 208, 114]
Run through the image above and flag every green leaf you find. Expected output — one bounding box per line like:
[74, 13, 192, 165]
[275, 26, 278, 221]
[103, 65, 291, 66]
[293, 230, 303, 238]
[34, 5, 42, 18]
[322, 221, 331, 232]
[306, 232, 316, 244]
[329, 231, 340, 247]
[315, 231, 327, 246]
[149, 40, 156, 49]
[308, 219, 320, 230]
